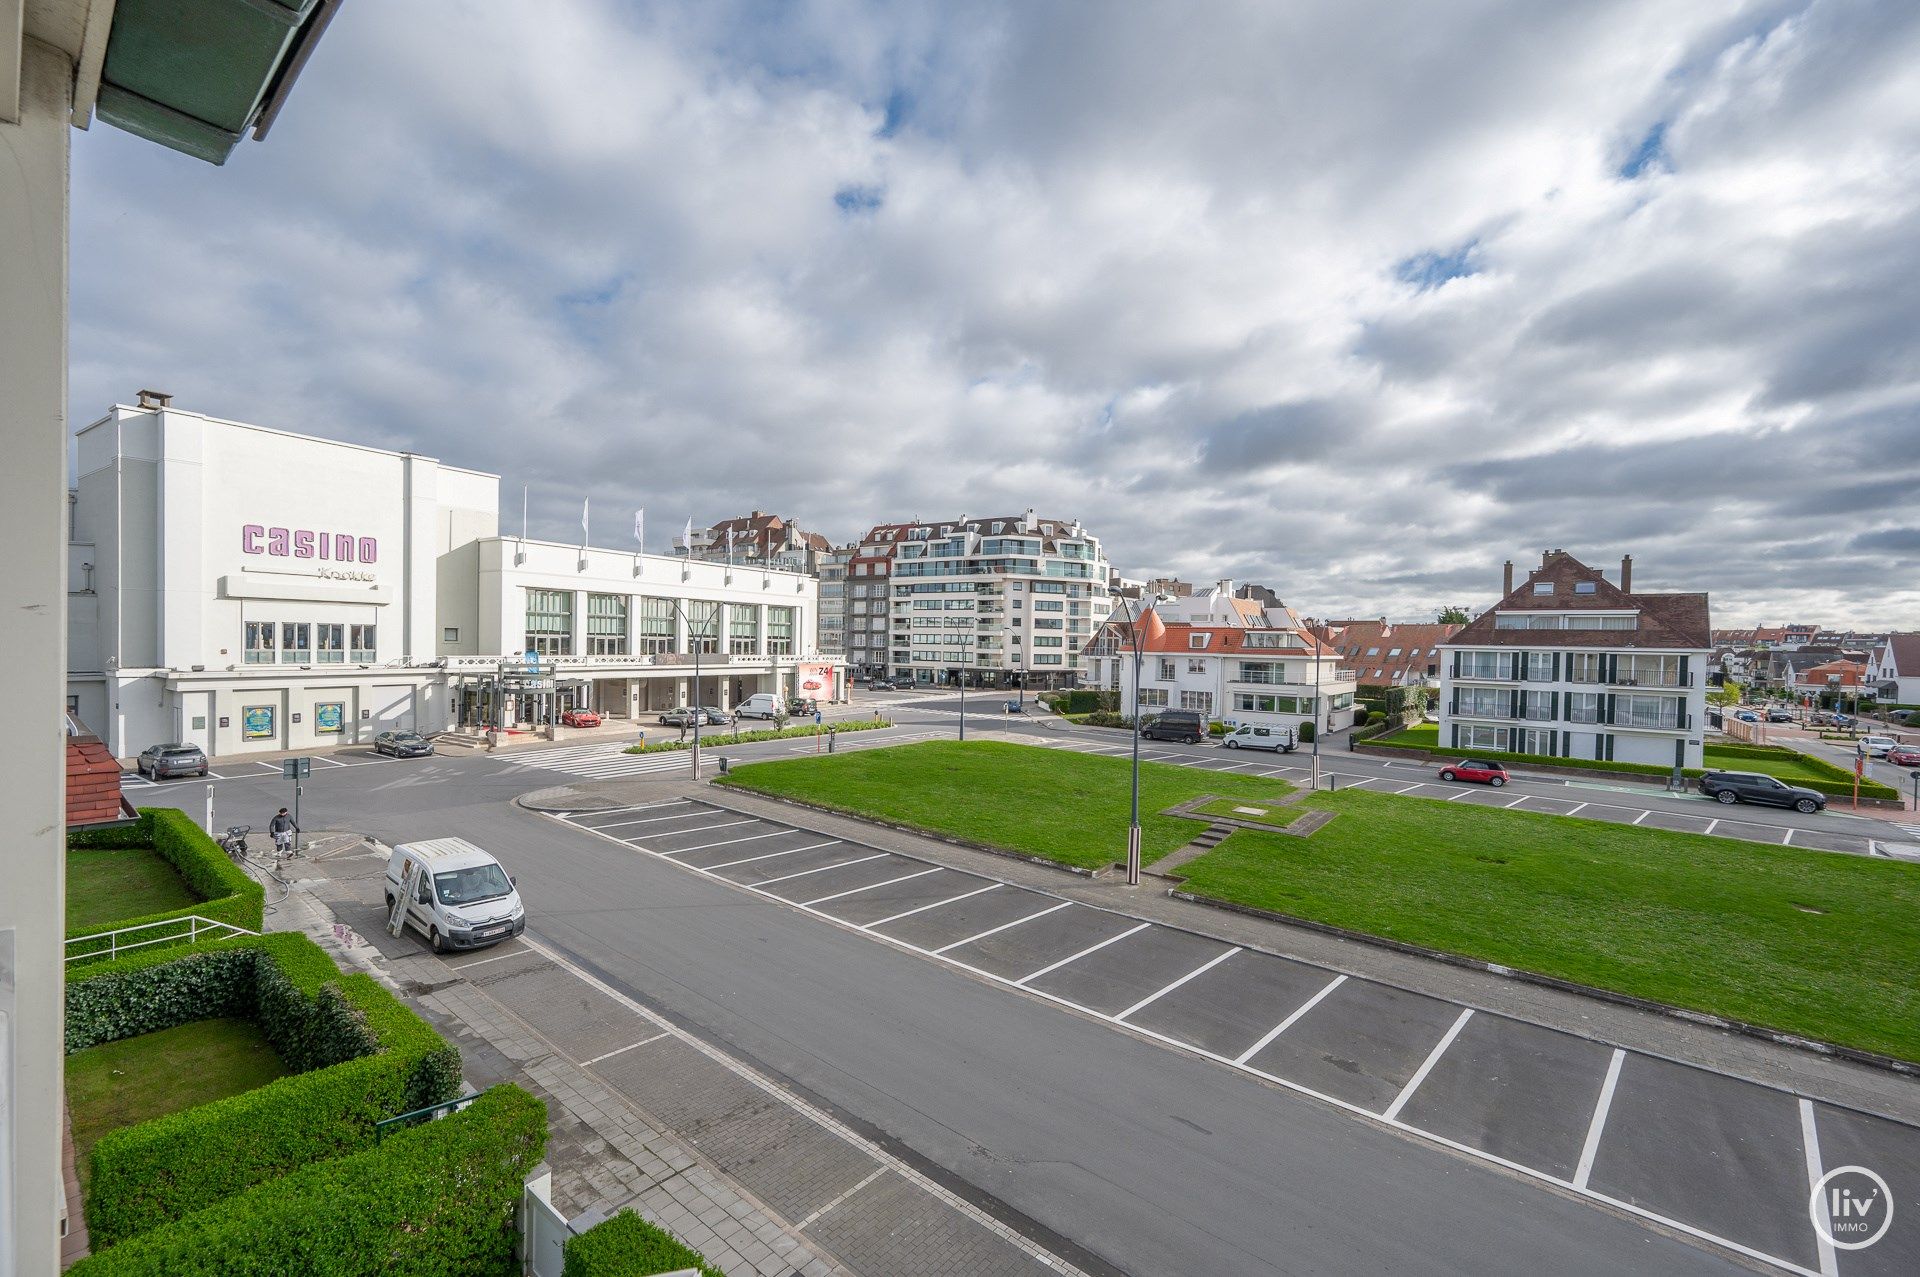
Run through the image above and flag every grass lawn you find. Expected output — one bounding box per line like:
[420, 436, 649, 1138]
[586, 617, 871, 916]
[717, 740, 1294, 870]
[1374, 722, 1438, 748]
[1191, 797, 1302, 829]
[1177, 788, 1920, 1061]
[66, 848, 200, 934]
[1699, 746, 1858, 787]
[66, 1018, 290, 1188]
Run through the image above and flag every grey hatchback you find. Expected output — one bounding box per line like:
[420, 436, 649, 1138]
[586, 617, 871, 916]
[137, 743, 208, 778]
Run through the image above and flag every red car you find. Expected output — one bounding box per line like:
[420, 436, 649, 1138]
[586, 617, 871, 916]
[1438, 759, 1510, 787]
[559, 708, 602, 728]
[1887, 745, 1920, 767]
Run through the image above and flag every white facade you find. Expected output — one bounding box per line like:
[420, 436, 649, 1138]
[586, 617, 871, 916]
[67, 403, 841, 760]
[1087, 624, 1358, 737]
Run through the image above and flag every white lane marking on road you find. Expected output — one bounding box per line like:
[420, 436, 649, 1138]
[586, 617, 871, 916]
[1382, 1008, 1474, 1121]
[633, 817, 751, 839]
[1502, 795, 1528, 808]
[1340, 775, 1377, 788]
[1573, 1048, 1626, 1191]
[1445, 789, 1473, 800]
[1380, 782, 1424, 795]
[1630, 810, 1652, 825]
[864, 883, 999, 930]
[1115, 947, 1242, 1022]
[794, 1166, 890, 1231]
[1782, 827, 1796, 845]
[932, 901, 1072, 955]
[255, 761, 282, 772]
[706, 840, 840, 871]
[801, 867, 944, 908]
[660, 828, 787, 856]
[1703, 819, 1720, 836]
[1213, 761, 1259, 772]
[1564, 802, 1588, 816]
[1799, 1098, 1841, 1277]
[1233, 974, 1347, 1064]
[581, 1032, 671, 1067]
[753, 852, 891, 888]
[1014, 922, 1153, 986]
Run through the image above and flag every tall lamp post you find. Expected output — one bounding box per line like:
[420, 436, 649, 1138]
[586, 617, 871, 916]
[1311, 631, 1324, 790]
[668, 599, 716, 778]
[1115, 592, 1169, 887]
[957, 668, 968, 741]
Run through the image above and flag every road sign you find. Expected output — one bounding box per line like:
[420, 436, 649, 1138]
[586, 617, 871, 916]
[283, 757, 311, 779]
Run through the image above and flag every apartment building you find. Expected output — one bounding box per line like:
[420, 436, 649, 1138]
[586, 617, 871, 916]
[816, 544, 851, 658]
[1086, 608, 1357, 736]
[854, 510, 1111, 687]
[1867, 634, 1920, 703]
[1439, 551, 1711, 769]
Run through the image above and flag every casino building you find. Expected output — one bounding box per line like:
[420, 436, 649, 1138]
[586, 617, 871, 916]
[67, 397, 839, 760]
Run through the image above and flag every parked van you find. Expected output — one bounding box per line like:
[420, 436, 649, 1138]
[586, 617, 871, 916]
[384, 838, 525, 953]
[1222, 724, 1295, 752]
[1140, 710, 1207, 743]
[736, 692, 781, 720]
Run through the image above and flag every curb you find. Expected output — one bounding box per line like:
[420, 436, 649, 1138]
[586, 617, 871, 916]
[1166, 890, 1920, 1079]
[710, 787, 1106, 879]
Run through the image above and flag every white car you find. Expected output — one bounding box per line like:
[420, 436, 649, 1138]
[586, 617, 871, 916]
[1221, 724, 1296, 752]
[1858, 735, 1898, 758]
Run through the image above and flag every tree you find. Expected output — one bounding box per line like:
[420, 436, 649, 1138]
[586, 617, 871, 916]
[1437, 606, 1469, 624]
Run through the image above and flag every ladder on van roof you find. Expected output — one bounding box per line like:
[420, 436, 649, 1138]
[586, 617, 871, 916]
[387, 857, 419, 938]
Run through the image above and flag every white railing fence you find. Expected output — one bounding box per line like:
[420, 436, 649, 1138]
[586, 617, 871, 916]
[64, 914, 258, 966]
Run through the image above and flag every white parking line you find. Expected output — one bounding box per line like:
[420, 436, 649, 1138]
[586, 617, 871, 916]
[1380, 782, 1425, 795]
[1445, 790, 1473, 801]
[1340, 776, 1378, 788]
[1382, 1008, 1474, 1121]
[1014, 922, 1152, 986]
[706, 840, 840, 871]
[593, 808, 715, 829]
[864, 883, 1000, 930]
[641, 818, 757, 840]
[1233, 974, 1347, 1064]
[1703, 819, 1720, 836]
[932, 901, 1072, 955]
[566, 799, 694, 819]
[1630, 810, 1652, 825]
[660, 828, 787, 856]
[801, 867, 943, 908]
[1564, 802, 1588, 816]
[1798, 1098, 1841, 1277]
[1781, 827, 1795, 845]
[1503, 795, 1528, 808]
[755, 852, 891, 888]
[1573, 1048, 1626, 1191]
[1115, 947, 1242, 1022]
[581, 1031, 672, 1068]
[444, 946, 535, 970]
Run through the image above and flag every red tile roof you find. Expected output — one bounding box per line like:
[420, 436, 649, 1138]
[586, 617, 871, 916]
[66, 726, 124, 827]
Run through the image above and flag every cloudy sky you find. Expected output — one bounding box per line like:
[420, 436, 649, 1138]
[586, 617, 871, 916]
[70, 0, 1920, 627]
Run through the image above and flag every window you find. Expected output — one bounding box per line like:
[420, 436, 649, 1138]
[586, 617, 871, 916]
[1236, 661, 1290, 685]
[316, 623, 345, 663]
[1035, 654, 1063, 664]
[1034, 599, 1064, 612]
[767, 606, 796, 655]
[1532, 582, 1554, 595]
[1034, 636, 1063, 647]
[1241, 631, 1300, 649]
[1388, 647, 1402, 657]
[728, 604, 761, 655]
[1187, 659, 1206, 674]
[442, 627, 459, 644]
[1158, 659, 1177, 681]
[1459, 724, 1509, 751]
[1180, 691, 1213, 714]
[1138, 688, 1169, 707]
[1524, 651, 1554, 681]
[280, 622, 311, 663]
[1234, 692, 1305, 713]
[1455, 687, 1515, 717]
[1455, 650, 1506, 680]
[686, 600, 722, 654]
[1615, 654, 1681, 687]
[1190, 634, 1211, 649]
[587, 593, 629, 656]
[1617, 693, 1684, 729]
[636, 597, 676, 654]
[1567, 692, 1602, 723]
[245, 621, 276, 664]
[526, 589, 574, 655]
[1366, 647, 1380, 656]
[1567, 652, 1604, 683]
[1575, 581, 1598, 594]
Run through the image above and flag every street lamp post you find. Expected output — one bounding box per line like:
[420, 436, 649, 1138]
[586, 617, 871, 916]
[1311, 632, 1324, 790]
[958, 668, 967, 741]
[668, 600, 714, 778]
[1116, 592, 1169, 887]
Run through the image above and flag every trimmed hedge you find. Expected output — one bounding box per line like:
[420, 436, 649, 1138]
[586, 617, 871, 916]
[1364, 739, 1902, 799]
[563, 1209, 722, 1277]
[627, 718, 892, 754]
[68, 931, 462, 1246]
[66, 808, 263, 966]
[68, 1084, 546, 1277]
[1043, 689, 1104, 715]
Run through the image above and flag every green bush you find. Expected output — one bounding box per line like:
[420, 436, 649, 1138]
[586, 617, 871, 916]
[65, 808, 264, 966]
[68, 932, 461, 1246]
[1298, 722, 1316, 744]
[1048, 689, 1102, 714]
[563, 1209, 722, 1277]
[1208, 720, 1228, 737]
[627, 719, 892, 754]
[68, 1085, 546, 1277]
[1352, 706, 1371, 728]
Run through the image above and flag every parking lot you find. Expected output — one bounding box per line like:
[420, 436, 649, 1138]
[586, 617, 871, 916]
[556, 796, 1919, 1277]
[1045, 737, 1905, 858]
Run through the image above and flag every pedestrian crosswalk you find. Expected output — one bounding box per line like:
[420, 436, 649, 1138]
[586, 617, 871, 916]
[495, 740, 708, 780]
[1890, 822, 1920, 840]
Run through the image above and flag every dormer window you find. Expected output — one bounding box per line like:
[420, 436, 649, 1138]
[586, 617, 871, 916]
[1532, 582, 1554, 595]
[1190, 634, 1211, 649]
[1574, 581, 1598, 595]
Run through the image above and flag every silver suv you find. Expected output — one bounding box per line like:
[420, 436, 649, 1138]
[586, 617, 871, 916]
[136, 742, 208, 779]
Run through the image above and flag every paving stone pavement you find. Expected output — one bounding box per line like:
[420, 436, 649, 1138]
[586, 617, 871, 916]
[270, 842, 1078, 1277]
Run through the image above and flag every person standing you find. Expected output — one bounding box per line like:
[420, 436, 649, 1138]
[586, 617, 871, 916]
[269, 807, 297, 857]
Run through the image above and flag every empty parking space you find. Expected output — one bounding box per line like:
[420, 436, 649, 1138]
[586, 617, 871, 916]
[1508, 794, 1588, 816]
[554, 796, 1920, 1274]
[1637, 810, 1718, 835]
[1791, 827, 1872, 854]
[1713, 819, 1788, 844]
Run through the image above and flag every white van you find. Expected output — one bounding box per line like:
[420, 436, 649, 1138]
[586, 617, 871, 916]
[1222, 724, 1296, 752]
[384, 838, 526, 953]
[735, 692, 781, 720]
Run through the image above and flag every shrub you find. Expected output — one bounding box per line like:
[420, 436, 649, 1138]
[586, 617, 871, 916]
[1208, 720, 1228, 737]
[1298, 722, 1316, 743]
[65, 808, 264, 966]
[69, 932, 461, 1245]
[563, 1208, 722, 1277]
[68, 1085, 546, 1277]
[1351, 707, 1371, 728]
[1078, 711, 1135, 729]
[627, 719, 892, 754]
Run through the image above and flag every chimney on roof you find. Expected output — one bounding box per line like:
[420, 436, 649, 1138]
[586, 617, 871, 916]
[1503, 560, 1514, 593]
[1620, 554, 1633, 593]
[136, 389, 172, 410]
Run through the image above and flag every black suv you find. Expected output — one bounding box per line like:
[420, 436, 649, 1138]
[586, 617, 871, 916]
[1140, 710, 1207, 743]
[136, 742, 208, 778]
[1697, 770, 1825, 814]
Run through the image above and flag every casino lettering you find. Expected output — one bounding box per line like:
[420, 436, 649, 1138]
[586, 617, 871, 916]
[242, 524, 378, 564]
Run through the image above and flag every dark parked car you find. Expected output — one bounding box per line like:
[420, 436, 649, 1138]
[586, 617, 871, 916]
[1698, 770, 1825, 813]
[1139, 710, 1207, 743]
[1765, 708, 1794, 723]
[136, 742, 208, 778]
[869, 679, 896, 691]
[374, 730, 434, 758]
[1438, 759, 1510, 787]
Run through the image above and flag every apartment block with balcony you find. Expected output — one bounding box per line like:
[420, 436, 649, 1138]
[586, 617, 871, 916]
[1439, 551, 1711, 768]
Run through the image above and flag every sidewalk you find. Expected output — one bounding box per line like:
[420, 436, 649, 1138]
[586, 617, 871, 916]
[270, 835, 1083, 1277]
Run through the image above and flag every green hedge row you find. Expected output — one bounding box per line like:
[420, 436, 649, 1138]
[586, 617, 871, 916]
[562, 1209, 722, 1277]
[65, 808, 264, 966]
[68, 931, 462, 1246]
[68, 1084, 546, 1277]
[1042, 689, 1104, 714]
[1365, 740, 1901, 799]
[626, 718, 892, 754]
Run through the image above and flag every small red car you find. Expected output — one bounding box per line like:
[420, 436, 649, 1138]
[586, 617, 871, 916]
[1887, 745, 1920, 767]
[559, 708, 602, 728]
[1438, 759, 1510, 787]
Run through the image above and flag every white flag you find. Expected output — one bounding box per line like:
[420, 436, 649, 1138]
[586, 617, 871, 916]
[725, 525, 734, 561]
[633, 508, 645, 549]
[683, 516, 693, 552]
[581, 497, 590, 544]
